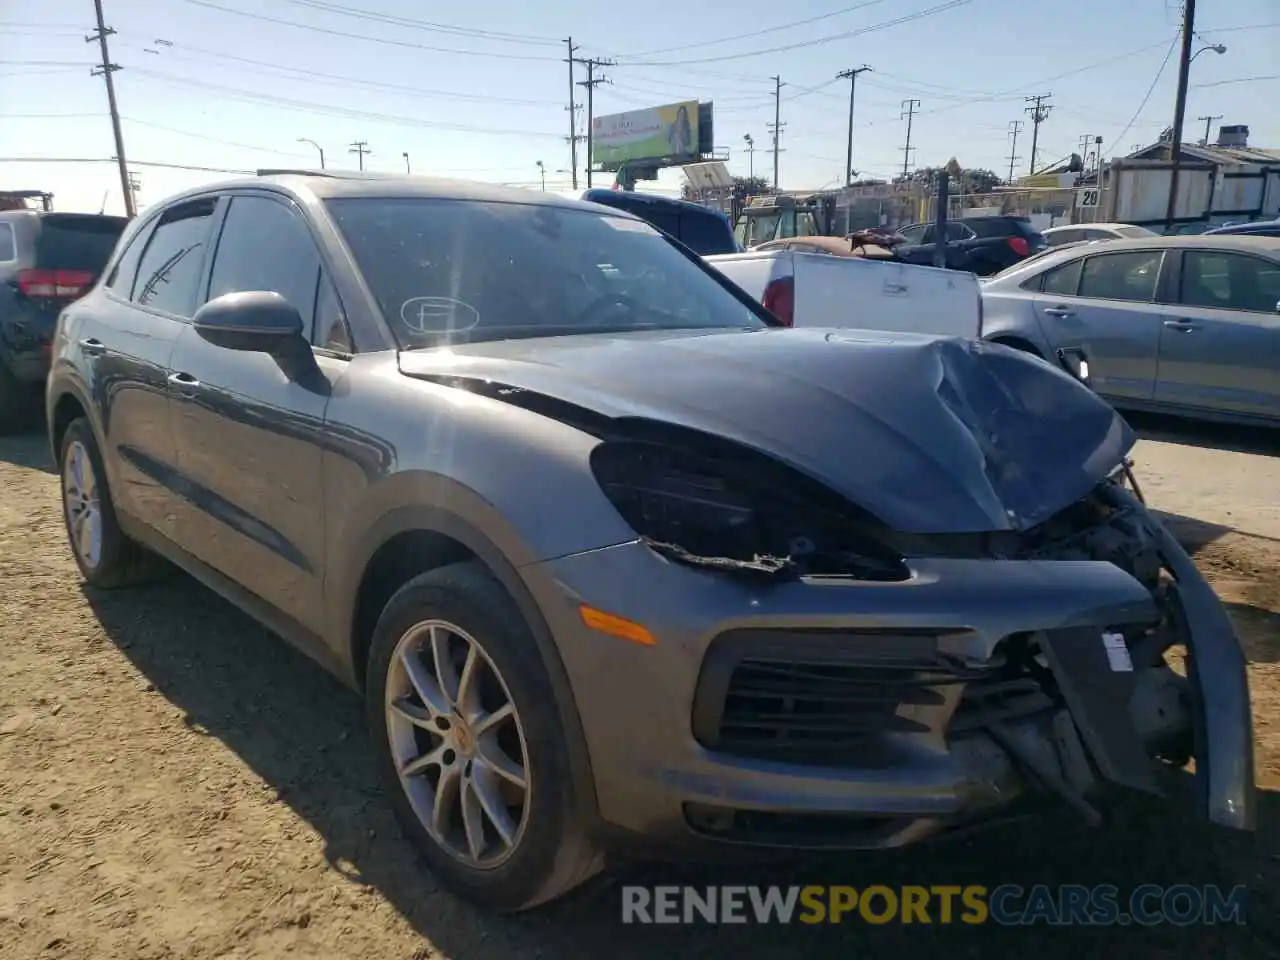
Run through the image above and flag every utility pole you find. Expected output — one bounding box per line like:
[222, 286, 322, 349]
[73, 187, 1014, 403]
[565, 38, 579, 189]
[1197, 113, 1221, 146]
[768, 76, 786, 189]
[536, 160, 546, 192]
[900, 98, 920, 179]
[1005, 119, 1024, 183]
[349, 141, 371, 171]
[1023, 94, 1052, 175]
[1165, 0, 1196, 229]
[402, 152, 411, 174]
[87, 0, 133, 217]
[743, 134, 755, 180]
[1077, 132, 1096, 169]
[573, 55, 613, 188]
[837, 65, 872, 186]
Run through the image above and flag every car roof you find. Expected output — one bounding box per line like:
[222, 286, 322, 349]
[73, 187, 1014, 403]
[1030, 234, 1279, 255]
[1044, 222, 1139, 232]
[144, 170, 645, 218]
[1205, 218, 1280, 235]
[578, 188, 727, 217]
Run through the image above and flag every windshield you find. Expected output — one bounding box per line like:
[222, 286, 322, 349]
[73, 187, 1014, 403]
[37, 215, 126, 273]
[327, 197, 769, 346]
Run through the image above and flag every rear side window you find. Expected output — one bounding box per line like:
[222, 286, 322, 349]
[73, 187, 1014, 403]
[206, 195, 322, 341]
[36, 215, 126, 274]
[676, 211, 736, 255]
[132, 198, 217, 317]
[1181, 251, 1280, 313]
[0, 222, 14, 261]
[1078, 251, 1163, 302]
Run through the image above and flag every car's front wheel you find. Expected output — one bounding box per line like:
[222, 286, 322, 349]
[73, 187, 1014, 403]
[366, 561, 603, 912]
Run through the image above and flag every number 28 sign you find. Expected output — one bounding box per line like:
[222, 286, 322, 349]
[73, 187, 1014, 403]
[1077, 187, 1100, 208]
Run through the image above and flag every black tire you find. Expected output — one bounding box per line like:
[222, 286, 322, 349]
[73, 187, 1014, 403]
[365, 561, 603, 912]
[58, 417, 166, 588]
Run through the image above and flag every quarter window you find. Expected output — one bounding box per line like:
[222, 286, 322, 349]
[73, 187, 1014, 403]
[132, 199, 217, 317]
[1181, 251, 1280, 313]
[0, 222, 15, 261]
[1041, 259, 1083, 296]
[1078, 251, 1163, 302]
[206, 196, 323, 342]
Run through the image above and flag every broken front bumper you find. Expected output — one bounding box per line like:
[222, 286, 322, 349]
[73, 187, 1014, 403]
[524, 506, 1255, 851]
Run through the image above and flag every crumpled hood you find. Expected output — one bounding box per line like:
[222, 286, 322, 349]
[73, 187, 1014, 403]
[397, 328, 1135, 534]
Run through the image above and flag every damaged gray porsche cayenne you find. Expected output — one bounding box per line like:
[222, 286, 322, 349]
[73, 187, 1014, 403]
[47, 172, 1254, 913]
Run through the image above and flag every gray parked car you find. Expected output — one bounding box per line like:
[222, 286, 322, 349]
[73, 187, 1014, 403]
[46, 172, 1254, 912]
[981, 235, 1280, 426]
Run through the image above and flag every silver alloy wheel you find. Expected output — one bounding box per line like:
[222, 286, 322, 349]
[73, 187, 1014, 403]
[63, 440, 103, 570]
[385, 619, 531, 869]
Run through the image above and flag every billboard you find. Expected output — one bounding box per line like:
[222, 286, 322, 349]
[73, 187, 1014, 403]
[592, 101, 700, 169]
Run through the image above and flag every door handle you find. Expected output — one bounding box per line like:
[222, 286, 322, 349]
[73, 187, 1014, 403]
[1044, 307, 1075, 319]
[1162, 319, 1200, 332]
[78, 337, 108, 356]
[167, 372, 201, 390]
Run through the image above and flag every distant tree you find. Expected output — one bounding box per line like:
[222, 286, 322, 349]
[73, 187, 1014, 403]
[893, 163, 1002, 192]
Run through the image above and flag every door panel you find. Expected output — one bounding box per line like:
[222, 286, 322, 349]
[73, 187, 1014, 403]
[166, 192, 340, 633]
[1154, 250, 1280, 419]
[86, 201, 216, 535]
[1035, 250, 1166, 402]
[167, 328, 343, 632]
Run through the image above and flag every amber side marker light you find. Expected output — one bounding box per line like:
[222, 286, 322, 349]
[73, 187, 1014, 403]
[579, 605, 657, 646]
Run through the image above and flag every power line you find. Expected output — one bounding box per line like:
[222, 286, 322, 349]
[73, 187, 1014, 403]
[1110, 35, 1179, 150]
[271, 0, 563, 45]
[122, 117, 314, 158]
[1194, 74, 1280, 88]
[183, 0, 562, 61]
[116, 40, 561, 106]
[124, 67, 564, 137]
[614, 0, 976, 66]
[618, 0, 892, 57]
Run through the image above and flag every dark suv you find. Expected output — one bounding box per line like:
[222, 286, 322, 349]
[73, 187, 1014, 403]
[894, 215, 1046, 275]
[574, 189, 739, 255]
[0, 209, 127, 429]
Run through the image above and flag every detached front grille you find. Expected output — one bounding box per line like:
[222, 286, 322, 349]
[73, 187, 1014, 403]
[692, 629, 1058, 769]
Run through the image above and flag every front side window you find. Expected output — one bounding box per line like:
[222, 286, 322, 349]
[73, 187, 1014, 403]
[132, 199, 217, 317]
[897, 224, 927, 242]
[1181, 251, 1280, 313]
[1078, 251, 1163, 303]
[326, 197, 769, 347]
[206, 196, 322, 341]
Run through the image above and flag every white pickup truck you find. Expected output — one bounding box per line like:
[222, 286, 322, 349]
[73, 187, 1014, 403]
[705, 249, 981, 339]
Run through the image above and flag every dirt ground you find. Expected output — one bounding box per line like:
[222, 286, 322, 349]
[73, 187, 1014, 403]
[1, 428, 1279, 960]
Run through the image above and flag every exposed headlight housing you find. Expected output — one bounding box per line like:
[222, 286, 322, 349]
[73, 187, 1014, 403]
[589, 438, 909, 581]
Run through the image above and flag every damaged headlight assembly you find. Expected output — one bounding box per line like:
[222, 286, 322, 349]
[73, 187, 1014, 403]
[589, 438, 910, 582]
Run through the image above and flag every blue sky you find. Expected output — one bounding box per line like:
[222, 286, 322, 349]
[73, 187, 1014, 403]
[2, 0, 1276, 214]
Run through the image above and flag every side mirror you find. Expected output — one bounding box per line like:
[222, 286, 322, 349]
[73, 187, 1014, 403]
[193, 291, 305, 354]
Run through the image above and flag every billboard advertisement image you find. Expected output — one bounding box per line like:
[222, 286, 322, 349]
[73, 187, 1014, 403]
[592, 101, 700, 168]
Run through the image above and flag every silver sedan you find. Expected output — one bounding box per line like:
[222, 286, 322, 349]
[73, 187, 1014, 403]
[981, 235, 1280, 427]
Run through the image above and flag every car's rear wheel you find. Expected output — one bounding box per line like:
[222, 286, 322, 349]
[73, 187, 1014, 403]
[366, 561, 603, 912]
[59, 418, 165, 587]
